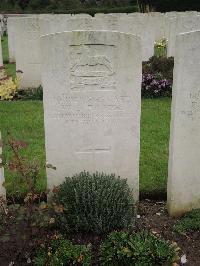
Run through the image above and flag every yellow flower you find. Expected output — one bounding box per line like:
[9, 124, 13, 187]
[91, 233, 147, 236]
[0, 68, 19, 100]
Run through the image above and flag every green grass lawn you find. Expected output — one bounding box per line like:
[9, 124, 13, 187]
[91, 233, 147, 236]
[0, 101, 46, 196]
[0, 98, 171, 197]
[140, 98, 171, 195]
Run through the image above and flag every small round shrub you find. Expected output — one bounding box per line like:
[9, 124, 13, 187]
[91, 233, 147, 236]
[54, 171, 135, 233]
[100, 231, 179, 266]
[34, 236, 91, 266]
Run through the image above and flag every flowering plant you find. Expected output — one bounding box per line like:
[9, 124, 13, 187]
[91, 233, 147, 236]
[154, 38, 167, 57]
[142, 73, 172, 98]
[0, 67, 19, 100]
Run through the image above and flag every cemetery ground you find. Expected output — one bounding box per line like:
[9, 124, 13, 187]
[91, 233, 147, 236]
[0, 37, 200, 265]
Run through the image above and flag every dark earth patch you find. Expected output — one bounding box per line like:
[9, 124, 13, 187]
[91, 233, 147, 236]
[0, 200, 199, 265]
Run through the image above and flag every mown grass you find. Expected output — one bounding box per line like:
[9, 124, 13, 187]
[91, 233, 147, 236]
[0, 101, 46, 196]
[140, 98, 171, 195]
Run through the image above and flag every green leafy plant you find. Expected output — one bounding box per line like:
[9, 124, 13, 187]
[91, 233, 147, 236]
[34, 236, 91, 266]
[174, 209, 200, 234]
[100, 231, 179, 266]
[0, 66, 19, 100]
[53, 171, 135, 233]
[15, 86, 43, 100]
[142, 56, 174, 98]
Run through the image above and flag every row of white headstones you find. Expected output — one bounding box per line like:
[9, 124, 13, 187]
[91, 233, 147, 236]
[0, 12, 200, 217]
[4, 11, 200, 88]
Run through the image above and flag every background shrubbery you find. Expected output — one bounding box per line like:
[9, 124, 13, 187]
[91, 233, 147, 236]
[0, 0, 138, 14]
[142, 56, 174, 98]
[1, 0, 200, 13]
[152, 0, 200, 12]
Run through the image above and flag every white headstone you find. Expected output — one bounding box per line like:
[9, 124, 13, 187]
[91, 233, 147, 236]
[7, 15, 44, 65]
[96, 14, 120, 31]
[41, 30, 142, 201]
[0, 132, 6, 198]
[0, 15, 3, 37]
[15, 17, 41, 88]
[0, 35, 3, 67]
[119, 15, 155, 61]
[168, 30, 200, 216]
[71, 14, 91, 18]
[7, 17, 16, 63]
[40, 17, 103, 35]
[148, 12, 165, 41]
[167, 14, 200, 57]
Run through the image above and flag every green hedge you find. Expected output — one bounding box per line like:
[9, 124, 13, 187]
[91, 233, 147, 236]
[57, 6, 139, 16]
[153, 0, 200, 12]
[0, 1, 138, 14]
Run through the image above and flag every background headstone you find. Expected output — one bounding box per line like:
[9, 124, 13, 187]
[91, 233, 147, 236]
[41, 30, 142, 201]
[168, 30, 200, 216]
[167, 13, 200, 57]
[119, 15, 155, 61]
[15, 17, 41, 88]
[7, 17, 16, 63]
[0, 36, 3, 67]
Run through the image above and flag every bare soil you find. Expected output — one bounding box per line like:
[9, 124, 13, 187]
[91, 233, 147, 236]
[0, 200, 199, 266]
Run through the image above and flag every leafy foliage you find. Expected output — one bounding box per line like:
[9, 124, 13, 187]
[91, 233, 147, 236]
[142, 56, 174, 98]
[142, 73, 172, 98]
[15, 86, 43, 101]
[143, 56, 174, 81]
[0, 67, 19, 100]
[34, 236, 91, 266]
[100, 231, 179, 265]
[0, 0, 138, 13]
[54, 171, 135, 233]
[174, 209, 200, 234]
[152, 0, 200, 12]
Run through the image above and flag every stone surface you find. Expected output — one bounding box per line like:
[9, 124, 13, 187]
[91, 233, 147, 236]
[119, 15, 155, 61]
[168, 30, 200, 216]
[0, 35, 3, 67]
[148, 12, 165, 41]
[41, 30, 142, 201]
[40, 17, 103, 35]
[0, 15, 3, 36]
[7, 17, 17, 63]
[0, 132, 6, 198]
[15, 17, 42, 88]
[167, 14, 200, 57]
